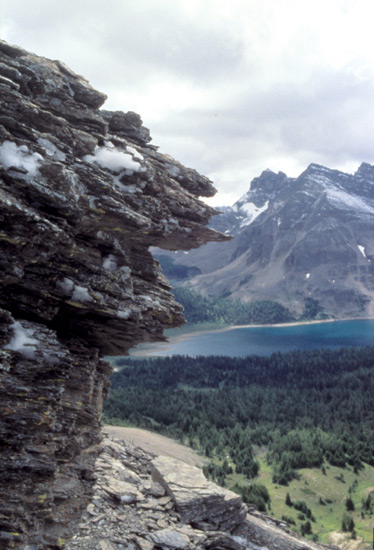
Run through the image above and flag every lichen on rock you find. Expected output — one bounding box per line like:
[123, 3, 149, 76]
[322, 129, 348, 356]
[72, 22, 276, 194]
[0, 40, 227, 549]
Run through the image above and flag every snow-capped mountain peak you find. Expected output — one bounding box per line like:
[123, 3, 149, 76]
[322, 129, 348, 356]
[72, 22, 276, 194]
[155, 161, 374, 319]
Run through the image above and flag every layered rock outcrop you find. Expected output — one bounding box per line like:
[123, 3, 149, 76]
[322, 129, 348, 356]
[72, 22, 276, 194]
[0, 41, 227, 549]
[65, 435, 335, 550]
[151, 456, 246, 532]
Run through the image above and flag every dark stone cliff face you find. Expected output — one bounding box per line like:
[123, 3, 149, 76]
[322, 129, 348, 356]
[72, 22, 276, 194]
[0, 41, 227, 549]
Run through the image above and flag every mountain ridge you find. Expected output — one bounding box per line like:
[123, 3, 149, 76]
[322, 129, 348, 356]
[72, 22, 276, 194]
[155, 162, 374, 318]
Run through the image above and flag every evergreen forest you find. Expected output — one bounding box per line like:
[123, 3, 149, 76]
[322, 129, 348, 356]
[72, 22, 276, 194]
[105, 347, 374, 481]
[104, 347, 374, 543]
[172, 287, 327, 325]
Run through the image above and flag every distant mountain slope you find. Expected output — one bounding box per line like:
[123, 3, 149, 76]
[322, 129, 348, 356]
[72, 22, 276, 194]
[153, 163, 374, 318]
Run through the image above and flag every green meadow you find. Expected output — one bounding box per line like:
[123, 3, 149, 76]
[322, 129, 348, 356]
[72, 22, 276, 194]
[225, 449, 374, 549]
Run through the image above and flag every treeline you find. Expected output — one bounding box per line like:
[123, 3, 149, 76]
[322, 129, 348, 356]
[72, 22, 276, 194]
[104, 347, 374, 485]
[157, 254, 328, 325]
[172, 287, 327, 325]
[172, 287, 294, 325]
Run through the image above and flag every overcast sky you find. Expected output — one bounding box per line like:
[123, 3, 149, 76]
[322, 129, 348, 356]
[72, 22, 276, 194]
[2, 0, 374, 205]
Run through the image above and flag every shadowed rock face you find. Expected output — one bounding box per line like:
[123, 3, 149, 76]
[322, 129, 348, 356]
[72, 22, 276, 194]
[0, 41, 227, 549]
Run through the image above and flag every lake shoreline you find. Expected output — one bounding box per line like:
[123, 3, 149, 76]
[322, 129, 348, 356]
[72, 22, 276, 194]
[129, 316, 374, 357]
[228, 315, 373, 331]
[167, 315, 374, 341]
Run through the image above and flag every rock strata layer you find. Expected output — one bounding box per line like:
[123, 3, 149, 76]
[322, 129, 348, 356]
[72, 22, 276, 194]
[151, 456, 246, 532]
[0, 41, 227, 549]
[65, 435, 336, 550]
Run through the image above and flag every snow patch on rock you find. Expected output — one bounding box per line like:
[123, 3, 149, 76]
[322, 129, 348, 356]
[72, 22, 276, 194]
[57, 278, 75, 294]
[238, 200, 269, 227]
[83, 145, 142, 174]
[117, 309, 132, 319]
[4, 321, 39, 358]
[0, 140, 43, 177]
[71, 285, 93, 302]
[102, 254, 118, 272]
[57, 278, 93, 302]
[126, 145, 144, 161]
[325, 187, 374, 214]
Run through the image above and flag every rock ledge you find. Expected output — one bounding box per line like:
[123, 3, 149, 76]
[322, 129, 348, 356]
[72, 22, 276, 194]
[66, 435, 337, 550]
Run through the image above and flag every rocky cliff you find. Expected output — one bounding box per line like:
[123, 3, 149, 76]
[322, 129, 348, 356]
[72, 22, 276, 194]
[156, 165, 374, 318]
[0, 41, 227, 549]
[64, 434, 333, 550]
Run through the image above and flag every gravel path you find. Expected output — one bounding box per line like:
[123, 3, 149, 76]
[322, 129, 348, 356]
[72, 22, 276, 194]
[103, 426, 207, 467]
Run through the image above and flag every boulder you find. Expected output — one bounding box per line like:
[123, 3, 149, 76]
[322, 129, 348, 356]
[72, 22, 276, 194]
[147, 528, 190, 549]
[151, 456, 246, 532]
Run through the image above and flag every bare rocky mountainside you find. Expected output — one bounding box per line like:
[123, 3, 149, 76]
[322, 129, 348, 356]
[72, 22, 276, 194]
[156, 165, 374, 318]
[0, 41, 335, 550]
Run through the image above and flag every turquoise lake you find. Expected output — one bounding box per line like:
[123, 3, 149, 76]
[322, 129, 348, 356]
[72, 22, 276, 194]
[132, 319, 374, 357]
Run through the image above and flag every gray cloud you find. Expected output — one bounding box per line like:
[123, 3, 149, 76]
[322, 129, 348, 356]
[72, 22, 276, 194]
[5, 0, 244, 87]
[157, 66, 374, 171]
[3, 0, 374, 205]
